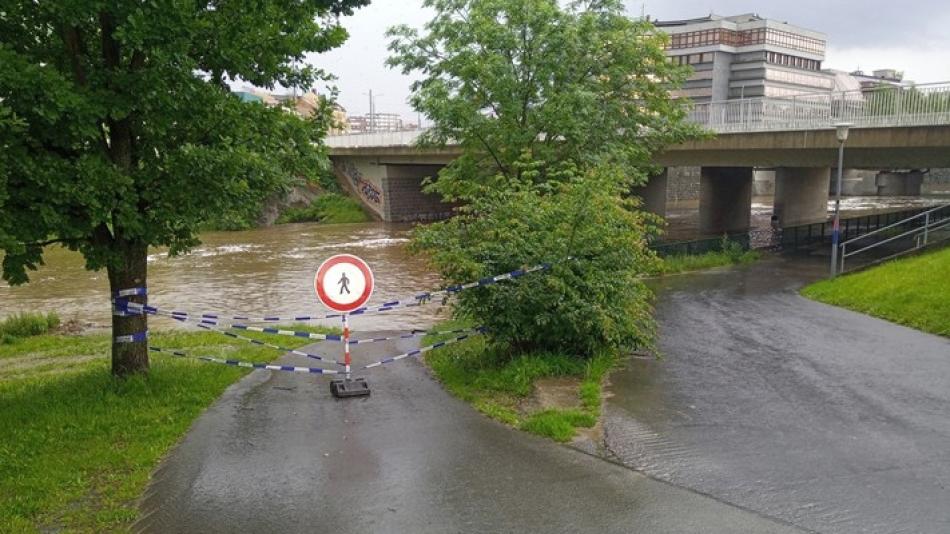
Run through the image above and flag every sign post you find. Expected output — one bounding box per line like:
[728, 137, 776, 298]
[315, 254, 374, 398]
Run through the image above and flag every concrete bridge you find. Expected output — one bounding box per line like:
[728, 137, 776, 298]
[327, 82, 950, 232]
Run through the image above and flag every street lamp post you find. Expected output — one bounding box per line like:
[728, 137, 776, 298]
[830, 123, 852, 277]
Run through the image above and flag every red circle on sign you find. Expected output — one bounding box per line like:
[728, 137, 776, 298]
[314, 254, 375, 313]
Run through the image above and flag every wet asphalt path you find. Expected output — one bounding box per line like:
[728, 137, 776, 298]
[604, 254, 950, 534]
[136, 332, 801, 533]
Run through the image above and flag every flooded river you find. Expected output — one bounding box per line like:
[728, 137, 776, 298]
[663, 195, 948, 240]
[2, 195, 946, 330]
[0, 223, 445, 331]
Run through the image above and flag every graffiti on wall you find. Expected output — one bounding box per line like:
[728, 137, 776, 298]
[336, 160, 383, 205]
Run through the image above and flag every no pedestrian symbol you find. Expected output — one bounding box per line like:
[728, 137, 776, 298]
[314, 254, 375, 313]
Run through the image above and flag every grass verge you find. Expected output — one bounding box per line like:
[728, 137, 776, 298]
[0, 312, 60, 344]
[0, 325, 331, 533]
[802, 246, 950, 337]
[654, 248, 759, 275]
[276, 192, 369, 224]
[423, 320, 617, 442]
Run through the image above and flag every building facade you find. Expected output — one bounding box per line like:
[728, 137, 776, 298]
[655, 13, 834, 102]
[850, 69, 912, 90]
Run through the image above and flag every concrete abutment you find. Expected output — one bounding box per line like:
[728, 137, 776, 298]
[632, 169, 669, 217]
[773, 167, 831, 227]
[331, 156, 454, 222]
[699, 167, 753, 234]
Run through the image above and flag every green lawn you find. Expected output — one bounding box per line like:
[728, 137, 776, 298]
[0, 325, 331, 533]
[802, 246, 950, 337]
[423, 320, 615, 442]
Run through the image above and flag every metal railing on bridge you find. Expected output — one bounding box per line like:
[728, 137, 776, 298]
[325, 82, 950, 148]
[689, 82, 950, 134]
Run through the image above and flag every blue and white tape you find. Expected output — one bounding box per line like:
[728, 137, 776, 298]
[361, 331, 483, 370]
[148, 346, 341, 374]
[115, 331, 148, 344]
[193, 322, 345, 366]
[113, 261, 552, 325]
[347, 327, 483, 345]
[113, 298, 437, 323]
[113, 287, 148, 299]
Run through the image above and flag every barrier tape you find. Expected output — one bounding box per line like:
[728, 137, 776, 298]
[113, 261, 553, 325]
[148, 346, 342, 374]
[149, 329, 482, 375]
[347, 327, 483, 345]
[113, 298, 438, 323]
[166, 311, 483, 347]
[115, 331, 148, 344]
[114, 287, 147, 299]
[361, 330, 483, 370]
[193, 322, 346, 366]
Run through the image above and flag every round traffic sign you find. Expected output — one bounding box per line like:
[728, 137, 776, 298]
[314, 254, 375, 313]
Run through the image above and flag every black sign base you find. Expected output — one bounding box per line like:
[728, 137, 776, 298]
[330, 378, 371, 398]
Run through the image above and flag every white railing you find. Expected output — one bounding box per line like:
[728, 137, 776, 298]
[324, 129, 425, 148]
[325, 82, 950, 148]
[690, 82, 950, 133]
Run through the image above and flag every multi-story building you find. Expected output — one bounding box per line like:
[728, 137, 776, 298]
[346, 112, 408, 133]
[655, 13, 835, 102]
[850, 69, 912, 90]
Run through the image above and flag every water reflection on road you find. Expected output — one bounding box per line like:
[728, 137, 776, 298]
[604, 254, 950, 533]
[0, 223, 445, 331]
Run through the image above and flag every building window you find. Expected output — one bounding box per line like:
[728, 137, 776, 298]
[765, 51, 821, 71]
[671, 52, 714, 65]
[667, 27, 825, 56]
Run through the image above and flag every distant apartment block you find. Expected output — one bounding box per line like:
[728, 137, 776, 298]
[231, 88, 348, 133]
[655, 13, 835, 102]
[347, 112, 411, 133]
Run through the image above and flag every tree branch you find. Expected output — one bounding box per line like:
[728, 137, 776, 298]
[472, 129, 510, 179]
[62, 26, 87, 86]
[22, 237, 84, 248]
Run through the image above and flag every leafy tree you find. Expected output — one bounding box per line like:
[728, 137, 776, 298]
[388, 0, 696, 201]
[413, 164, 661, 355]
[0, 0, 369, 376]
[390, 0, 697, 356]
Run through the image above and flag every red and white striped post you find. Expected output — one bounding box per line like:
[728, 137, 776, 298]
[342, 313, 351, 379]
[315, 254, 374, 397]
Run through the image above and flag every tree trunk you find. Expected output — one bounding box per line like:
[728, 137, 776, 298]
[107, 241, 149, 376]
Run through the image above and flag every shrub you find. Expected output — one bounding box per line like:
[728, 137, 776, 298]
[276, 193, 369, 224]
[0, 312, 60, 343]
[413, 165, 661, 357]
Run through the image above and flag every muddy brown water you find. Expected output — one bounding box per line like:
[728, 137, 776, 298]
[0, 222, 445, 332]
[2, 196, 945, 328]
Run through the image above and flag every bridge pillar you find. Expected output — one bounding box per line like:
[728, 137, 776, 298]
[773, 167, 830, 227]
[632, 169, 668, 217]
[699, 167, 753, 234]
[876, 170, 924, 196]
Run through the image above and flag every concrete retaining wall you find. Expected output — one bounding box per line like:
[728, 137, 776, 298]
[383, 164, 454, 222]
[332, 157, 453, 222]
[333, 158, 386, 220]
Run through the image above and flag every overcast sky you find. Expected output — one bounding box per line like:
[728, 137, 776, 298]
[306, 0, 950, 120]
